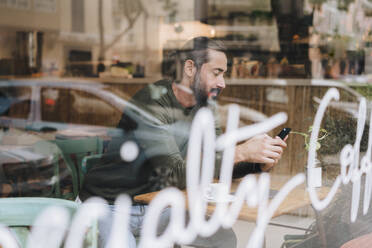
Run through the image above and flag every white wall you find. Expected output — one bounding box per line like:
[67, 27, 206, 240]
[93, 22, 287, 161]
[0, 0, 61, 31]
[60, 0, 72, 33]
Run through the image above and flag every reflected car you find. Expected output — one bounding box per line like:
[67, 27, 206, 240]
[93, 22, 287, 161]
[0, 78, 161, 140]
[0, 78, 165, 198]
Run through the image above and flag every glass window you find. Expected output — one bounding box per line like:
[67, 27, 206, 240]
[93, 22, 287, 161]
[41, 87, 121, 127]
[40, 87, 72, 124]
[69, 88, 122, 127]
[1, 1, 372, 247]
[0, 86, 31, 119]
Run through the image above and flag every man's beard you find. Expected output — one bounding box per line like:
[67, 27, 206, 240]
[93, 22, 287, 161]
[191, 71, 208, 107]
[191, 70, 221, 107]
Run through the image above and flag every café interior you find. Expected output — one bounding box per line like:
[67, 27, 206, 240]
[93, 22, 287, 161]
[0, 0, 372, 247]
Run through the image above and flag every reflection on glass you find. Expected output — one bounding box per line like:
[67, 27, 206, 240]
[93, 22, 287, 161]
[0, 0, 371, 247]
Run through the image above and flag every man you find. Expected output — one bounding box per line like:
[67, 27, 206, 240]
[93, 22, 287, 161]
[80, 36, 287, 247]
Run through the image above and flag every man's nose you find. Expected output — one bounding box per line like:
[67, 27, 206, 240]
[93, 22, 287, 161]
[217, 76, 226, 89]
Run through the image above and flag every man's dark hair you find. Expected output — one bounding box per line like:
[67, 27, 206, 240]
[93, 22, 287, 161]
[179, 36, 226, 70]
[163, 36, 226, 80]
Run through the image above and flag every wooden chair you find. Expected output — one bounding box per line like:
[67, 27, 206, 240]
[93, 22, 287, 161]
[0, 197, 78, 247]
[52, 137, 104, 199]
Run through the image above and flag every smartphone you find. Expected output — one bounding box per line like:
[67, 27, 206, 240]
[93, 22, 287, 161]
[277, 128, 291, 140]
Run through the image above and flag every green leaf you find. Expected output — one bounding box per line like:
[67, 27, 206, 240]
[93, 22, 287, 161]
[304, 141, 321, 151]
[316, 141, 321, 150]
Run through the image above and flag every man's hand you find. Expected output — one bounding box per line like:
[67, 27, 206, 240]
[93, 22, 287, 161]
[234, 134, 287, 171]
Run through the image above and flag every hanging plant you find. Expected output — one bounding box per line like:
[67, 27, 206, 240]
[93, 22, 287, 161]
[291, 126, 329, 152]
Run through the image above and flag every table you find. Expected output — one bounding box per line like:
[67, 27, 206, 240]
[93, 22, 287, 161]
[55, 127, 110, 140]
[0, 144, 55, 197]
[134, 175, 331, 222]
[0, 146, 46, 164]
[340, 233, 372, 248]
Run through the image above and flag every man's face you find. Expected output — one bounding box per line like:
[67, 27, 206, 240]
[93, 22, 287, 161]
[191, 49, 227, 105]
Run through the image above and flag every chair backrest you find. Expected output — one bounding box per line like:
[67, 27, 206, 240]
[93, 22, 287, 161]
[1, 141, 67, 199]
[0, 197, 78, 247]
[53, 137, 104, 198]
[31, 140, 64, 198]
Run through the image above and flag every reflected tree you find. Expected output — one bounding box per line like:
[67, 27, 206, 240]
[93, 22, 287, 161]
[97, 0, 147, 69]
[158, 0, 178, 23]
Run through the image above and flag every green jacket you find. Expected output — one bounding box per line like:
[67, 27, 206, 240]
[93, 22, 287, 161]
[80, 80, 260, 204]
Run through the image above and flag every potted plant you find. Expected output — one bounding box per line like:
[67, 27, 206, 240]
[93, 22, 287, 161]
[291, 126, 329, 187]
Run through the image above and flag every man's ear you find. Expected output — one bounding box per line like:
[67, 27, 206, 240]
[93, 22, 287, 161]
[184, 59, 196, 78]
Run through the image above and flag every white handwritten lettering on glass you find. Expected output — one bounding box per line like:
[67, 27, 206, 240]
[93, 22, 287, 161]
[0, 88, 371, 248]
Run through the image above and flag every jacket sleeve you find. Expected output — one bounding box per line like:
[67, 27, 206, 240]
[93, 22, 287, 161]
[232, 162, 262, 178]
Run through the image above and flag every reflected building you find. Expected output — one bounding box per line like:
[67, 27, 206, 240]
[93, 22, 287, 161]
[1, 0, 371, 79]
